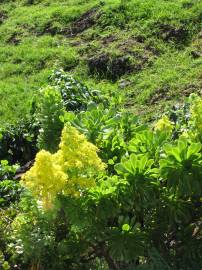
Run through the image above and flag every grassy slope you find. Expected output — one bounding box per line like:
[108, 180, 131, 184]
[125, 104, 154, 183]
[0, 0, 201, 125]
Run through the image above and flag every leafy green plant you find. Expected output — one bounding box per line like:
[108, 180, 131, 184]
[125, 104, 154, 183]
[188, 93, 202, 141]
[0, 180, 23, 270]
[2, 89, 202, 270]
[160, 138, 202, 197]
[115, 153, 159, 208]
[0, 180, 22, 207]
[63, 103, 142, 172]
[128, 128, 170, 162]
[70, 103, 119, 144]
[0, 160, 19, 180]
[0, 250, 10, 270]
[0, 119, 38, 165]
[36, 86, 65, 153]
[50, 70, 105, 112]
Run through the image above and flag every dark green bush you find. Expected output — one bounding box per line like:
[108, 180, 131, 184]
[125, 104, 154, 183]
[0, 118, 38, 165]
[50, 69, 105, 112]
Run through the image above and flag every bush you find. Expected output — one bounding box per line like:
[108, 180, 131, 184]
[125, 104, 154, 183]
[50, 69, 105, 112]
[0, 118, 38, 165]
[1, 80, 202, 269]
[36, 86, 65, 153]
[11, 94, 202, 269]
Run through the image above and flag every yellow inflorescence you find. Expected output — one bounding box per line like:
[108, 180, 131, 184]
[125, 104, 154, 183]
[22, 125, 105, 209]
[58, 125, 105, 173]
[154, 115, 174, 133]
[190, 97, 202, 137]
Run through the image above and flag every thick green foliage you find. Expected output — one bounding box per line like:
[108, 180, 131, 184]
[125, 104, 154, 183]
[63, 102, 142, 171]
[1, 70, 202, 269]
[0, 180, 22, 207]
[36, 71, 107, 153]
[160, 139, 202, 197]
[0, 179, 22, 270]
[0, 0, 201, 268]
[50, 70, 105, 112]
[4, 94, 201, 270]
[0, 119, 38, 165]
[0, 160, 18, 180]
[36, 86, 64, 153]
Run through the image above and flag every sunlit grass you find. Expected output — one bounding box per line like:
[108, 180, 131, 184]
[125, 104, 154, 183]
[0, 0, 201, 125]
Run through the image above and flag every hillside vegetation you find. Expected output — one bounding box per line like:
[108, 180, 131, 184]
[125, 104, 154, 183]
[0, 0, 201, 125]
[1, 1, 202, 270]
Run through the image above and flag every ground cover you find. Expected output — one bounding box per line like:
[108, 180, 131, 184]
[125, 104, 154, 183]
[0, 0, 201, 125]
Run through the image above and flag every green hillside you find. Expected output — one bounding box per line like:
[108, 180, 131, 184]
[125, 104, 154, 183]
[0, 0, 201, 125]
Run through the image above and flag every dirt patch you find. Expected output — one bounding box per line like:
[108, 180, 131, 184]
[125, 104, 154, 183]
[118, 37, 154, 68]
[149, 81, 202, 105]
[148, 86, 170, 105]
[7, 33, 21, 45]
[119, 79, 132, 89]
[158, 24, 189, 44]
[101, 35, 118, 45]
[182, 1, 194, 9]
[88, 53, 133, 81]
[87, 35, 155, 81]
[43, 21, 60, 36]
[0, 10, 7, 24]
[191, 32, 202, 58]
[70, 40, 84, 47]
[64, 7, 101, 37]
[183, 83, 202, 97]
[191, 50, 201, 58]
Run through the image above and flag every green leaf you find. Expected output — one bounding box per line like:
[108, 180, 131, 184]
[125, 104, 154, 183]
[130, 154, 137, 171]
[114, 163, 127, 174]
[164, 144, 182, 162]
[187, 143, 201, 159]
[122, 224, 130, 232]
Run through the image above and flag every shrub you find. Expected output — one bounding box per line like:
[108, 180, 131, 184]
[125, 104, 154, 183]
[4, 93, 202, 269]
[0, 160, 19, 180]
[0, 119, 38, 165]
[36, 86, 65, 153]
[50, 69, 105, 112]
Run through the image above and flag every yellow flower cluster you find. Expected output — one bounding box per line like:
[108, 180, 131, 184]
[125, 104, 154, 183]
[190, 96, 202, 137]
[154, 115, 174, 134]
[22, 126, 105, 209]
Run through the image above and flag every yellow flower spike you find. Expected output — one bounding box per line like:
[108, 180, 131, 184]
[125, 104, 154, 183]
[154, 115, 174, 134]
[58, 126, 105, 173]
[189, 96, 202, 138]
[22, 126, 105, 209]
[22, 150, 68, 209]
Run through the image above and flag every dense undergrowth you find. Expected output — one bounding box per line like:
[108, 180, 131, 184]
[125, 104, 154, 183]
[0, 0, 201, 124]
[0, 70, 202, 269]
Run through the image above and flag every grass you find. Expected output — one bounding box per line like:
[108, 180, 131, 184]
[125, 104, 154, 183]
[129, 49, 202, 102]
[0, 36, 78, 124]
[0, 0, 201, 125]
